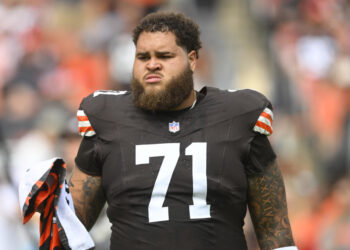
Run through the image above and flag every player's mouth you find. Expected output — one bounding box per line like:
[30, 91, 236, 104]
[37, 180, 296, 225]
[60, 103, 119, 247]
[145, 74, 162, 83]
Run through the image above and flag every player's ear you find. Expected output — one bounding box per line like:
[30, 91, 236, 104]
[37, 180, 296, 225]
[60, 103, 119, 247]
[188, 50, 197, 72]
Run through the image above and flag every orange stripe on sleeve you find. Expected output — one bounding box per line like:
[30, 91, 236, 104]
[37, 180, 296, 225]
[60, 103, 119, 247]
[255, 121, 273, 134]
[260, 112, 273, 125]
[79, 126, 94, 133]
[77, 116, 89, 122]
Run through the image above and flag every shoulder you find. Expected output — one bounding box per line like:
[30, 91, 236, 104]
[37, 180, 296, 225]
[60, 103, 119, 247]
[79, 90, 131, 116]
[202, 87, 272, 112]
[77, 90, 132, 137]
[197, 87, 274, 135]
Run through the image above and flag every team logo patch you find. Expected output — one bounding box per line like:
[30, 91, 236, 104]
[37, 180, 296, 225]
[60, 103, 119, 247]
[169, 121, 180, 133]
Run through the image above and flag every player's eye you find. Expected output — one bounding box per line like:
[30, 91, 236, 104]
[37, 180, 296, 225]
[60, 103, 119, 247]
[138, 57, 149, 61]
[159, 55, 172, 59]
[137, 55, 150, 61]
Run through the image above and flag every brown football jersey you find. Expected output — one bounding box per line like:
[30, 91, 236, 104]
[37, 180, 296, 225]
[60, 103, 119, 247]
[75, 87, 276, 250]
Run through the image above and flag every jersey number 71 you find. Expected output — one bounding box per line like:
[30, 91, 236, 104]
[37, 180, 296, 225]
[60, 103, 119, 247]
[135, 143, 211, 223]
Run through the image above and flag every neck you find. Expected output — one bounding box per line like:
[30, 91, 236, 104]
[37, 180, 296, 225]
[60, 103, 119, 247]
[171, 90, 196, 111]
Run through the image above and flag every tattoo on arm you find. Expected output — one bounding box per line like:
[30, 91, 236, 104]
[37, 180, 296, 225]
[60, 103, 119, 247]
[68, 167, 106, 231]
[68, 178, 74, 187]
[247, 160, 295, 249]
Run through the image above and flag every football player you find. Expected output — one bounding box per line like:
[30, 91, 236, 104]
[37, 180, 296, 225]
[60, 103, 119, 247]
[69, 11, 297, 250]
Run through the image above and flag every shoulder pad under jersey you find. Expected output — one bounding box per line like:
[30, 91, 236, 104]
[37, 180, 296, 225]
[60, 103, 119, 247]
[203, 87, 274, 136]
[232, 88, 273, 136]
[76, 90, 130, 137]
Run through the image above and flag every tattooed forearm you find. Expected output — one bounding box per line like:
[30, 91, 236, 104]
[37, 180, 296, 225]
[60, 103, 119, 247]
[247, 160, 295, 249]
[68, 178, 74, 187]
[68, 167, 106, 231]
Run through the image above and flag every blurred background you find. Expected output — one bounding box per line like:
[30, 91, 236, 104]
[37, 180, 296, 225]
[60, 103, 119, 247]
[0, 0, 349, 249]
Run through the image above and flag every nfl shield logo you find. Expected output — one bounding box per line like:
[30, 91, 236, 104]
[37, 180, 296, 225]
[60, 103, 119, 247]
[169, 121, 180, 133]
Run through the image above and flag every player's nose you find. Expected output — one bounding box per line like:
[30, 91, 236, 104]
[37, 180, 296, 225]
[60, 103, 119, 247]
[146, 58, 161, 71]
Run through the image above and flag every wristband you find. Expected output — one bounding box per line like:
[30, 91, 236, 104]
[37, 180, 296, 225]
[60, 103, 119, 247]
[273, 247, 298, 250]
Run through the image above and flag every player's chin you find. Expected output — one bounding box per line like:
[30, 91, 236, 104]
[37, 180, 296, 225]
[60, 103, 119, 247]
[144, 81, 165, 92]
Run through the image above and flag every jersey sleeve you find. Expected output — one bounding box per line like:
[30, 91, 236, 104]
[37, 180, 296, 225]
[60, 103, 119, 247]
[245, 134, 277, 175]
[253, 106, 273, 136]
[229, 88, 274, 136]
[245, 90, 276, 175]
[75, 136, 102, 176]
[77, 109, 96, 137]
[74, 101, 102, 176]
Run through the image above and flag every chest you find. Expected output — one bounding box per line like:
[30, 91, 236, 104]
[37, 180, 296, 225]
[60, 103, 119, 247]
[100, 116, 251, 212]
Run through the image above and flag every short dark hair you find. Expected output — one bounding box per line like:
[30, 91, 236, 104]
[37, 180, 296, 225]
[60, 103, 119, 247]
[132, 11, 202, 58]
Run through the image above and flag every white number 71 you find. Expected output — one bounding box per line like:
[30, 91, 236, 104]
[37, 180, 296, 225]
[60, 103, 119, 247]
[135, 143, 211, 223]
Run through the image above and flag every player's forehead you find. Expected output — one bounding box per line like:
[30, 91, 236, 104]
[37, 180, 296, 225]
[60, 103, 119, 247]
[135, 31, 182, 53]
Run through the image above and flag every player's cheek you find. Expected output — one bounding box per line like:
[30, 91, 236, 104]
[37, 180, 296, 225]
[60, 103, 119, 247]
[132, 63, 143, 78]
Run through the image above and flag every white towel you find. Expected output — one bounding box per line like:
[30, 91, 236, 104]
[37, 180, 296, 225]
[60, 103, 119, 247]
[18, 157, 95, 250]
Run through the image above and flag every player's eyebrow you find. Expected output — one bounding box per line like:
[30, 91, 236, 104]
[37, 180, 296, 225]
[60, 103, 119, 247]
[136, 52, 150, 57]
[135, 51, 175, 59]
[155, 51, 174, 56]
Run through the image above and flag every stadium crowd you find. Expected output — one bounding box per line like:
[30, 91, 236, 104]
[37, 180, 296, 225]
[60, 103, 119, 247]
[0, 0, 349, 249]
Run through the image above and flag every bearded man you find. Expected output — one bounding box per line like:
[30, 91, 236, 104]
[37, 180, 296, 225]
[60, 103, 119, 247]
[70, 11, 297, 250]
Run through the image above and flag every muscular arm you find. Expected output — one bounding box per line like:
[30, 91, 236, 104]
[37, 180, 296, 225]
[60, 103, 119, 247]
[247, 160, 295, 249]
[68, 166, 106, 231]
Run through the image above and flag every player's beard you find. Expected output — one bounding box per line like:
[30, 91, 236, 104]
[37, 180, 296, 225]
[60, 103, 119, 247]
[131, 65, 194, 112]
